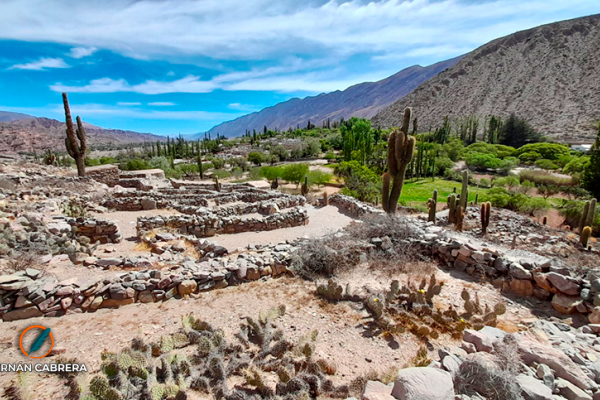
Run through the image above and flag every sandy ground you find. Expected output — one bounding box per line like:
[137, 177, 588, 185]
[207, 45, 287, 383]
[0, 262, 545, 399]
[212, 204, 355, 250]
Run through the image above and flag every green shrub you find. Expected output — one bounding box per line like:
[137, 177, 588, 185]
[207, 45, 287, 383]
[248, 152, 266, 165]
[478, 178, 492, 188]
[248, 167, 263, 180]
[308, 170, 333, 187]
[334, 161, 380, 203]
[517, 151, 540, 164]
[482, 187, 511, 208]
[492, 175, 519, 190]
[119, 158, 150, 171]
[212, 158, 226, 169]
[261, 166, 284, 181]
[514, 143, 569, 160]
[324, 152, 336, 160]
[534, 159, 559, 170]
[232, 167, 243, 178]
[434, 157, 454, 175]
[282, 163, 309, 186]
[563, 156, 590, 175]
[212, 169, 231, 179]
[518, 170, 574, 187]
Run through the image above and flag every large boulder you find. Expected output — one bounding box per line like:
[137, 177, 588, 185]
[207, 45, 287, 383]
[362, 380, 394, 400]
[516, 374, 553, 400]
[463, 329, 494, 353]
[391, 367, 454, 400]
[2, 306, 43, 321]
[178, 280, 197, 296]
[545, 272, 580, 296]
[552, 294, 582, 314]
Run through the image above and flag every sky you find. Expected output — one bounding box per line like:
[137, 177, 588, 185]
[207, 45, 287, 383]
[0, 0, 598, 136]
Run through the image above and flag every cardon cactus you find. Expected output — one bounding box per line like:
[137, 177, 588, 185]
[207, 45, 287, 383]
[455, 205, 465, 231]
[460, 170, 469, 209]
[480, 201, 491, 235]
[214, 176, 221, 192]
[323, 191, 329, 206]
[382, 107, 416, 214]
[301, 176, 309, 197]
[44, 149, 56, 166]
[448, 193, 457, 224]
[581, 226, 592, 247]
[542, 216, 547, 225]
[580, 198, 597, 232]
[427, 190, 438, 223]
[271, 177, 279, 190]
[62, 93, 87, 177]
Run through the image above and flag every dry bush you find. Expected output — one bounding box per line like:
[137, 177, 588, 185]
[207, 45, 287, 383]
[290, 236, 360, 280]
[346, 214, 420, 242]
[7, 251, 42, 272]
[455, 335, 522, 400]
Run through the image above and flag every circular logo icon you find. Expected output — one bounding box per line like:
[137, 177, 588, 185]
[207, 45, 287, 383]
[19, 325, 54, 359]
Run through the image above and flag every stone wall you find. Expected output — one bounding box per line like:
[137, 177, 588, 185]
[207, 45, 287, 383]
[328, 194, 382, 216]
[0, 242, 294, 322]
[429, 236, 593, 317]
[121, 169, 166, 180]
[86, 165, 120, 187]
[117, 178, 153, 191]
[137, 206, 309, 237]
[66, 217, 122, 244]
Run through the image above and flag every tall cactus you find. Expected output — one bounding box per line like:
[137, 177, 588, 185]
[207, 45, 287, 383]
[271, 177, 279, 190]
[301, 176, 309, 197]
[460, 170, 469, 209]
[580, 198, 597, 232]
[382, 107, 416, 214]
[481, 202, 491, 235]
[448, 193, 457, 224]
[456, 205, 465, 231]
[62, 93, 87, 177]
[214, 176, 221, 192]
[427, 190, 438, 223]
[581, 226, 592, 248]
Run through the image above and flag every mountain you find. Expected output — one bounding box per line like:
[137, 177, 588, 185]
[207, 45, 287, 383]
[207, 56, 462, 137]
[0, 111, 34, 122]
[0, 116, 164, 153]
[372, 14, 600, 142]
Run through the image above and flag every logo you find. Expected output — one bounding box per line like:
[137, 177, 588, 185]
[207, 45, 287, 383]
[19, 325, 54, 359]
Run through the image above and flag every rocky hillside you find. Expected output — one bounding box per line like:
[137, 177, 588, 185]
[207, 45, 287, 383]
[207, 57, 461, 137]
[0, 116, 164, 153]
[0, 111, 34, 122]
[372, 14, 600, 142]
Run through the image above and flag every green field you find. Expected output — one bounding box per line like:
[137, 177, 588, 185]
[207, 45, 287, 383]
[399, 178, 490, 208]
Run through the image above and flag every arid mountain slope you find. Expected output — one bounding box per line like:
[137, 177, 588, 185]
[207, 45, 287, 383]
[0, 111, 34, 122]
[0, 117, 163, 153]
[207, 57, 461, 137]
[372, 14, 600, 142]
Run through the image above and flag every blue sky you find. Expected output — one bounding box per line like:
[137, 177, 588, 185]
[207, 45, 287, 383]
[0, 0, 598, 136]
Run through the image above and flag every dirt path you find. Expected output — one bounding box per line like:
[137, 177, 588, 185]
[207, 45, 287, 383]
[212, 204, 356, 250]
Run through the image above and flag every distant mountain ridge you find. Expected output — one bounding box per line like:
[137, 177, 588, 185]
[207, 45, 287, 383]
[0, 115, 164, 153]
[372, 14, 600, 142]
[0, 111, 34, 122]
[207, 56, 462, 137]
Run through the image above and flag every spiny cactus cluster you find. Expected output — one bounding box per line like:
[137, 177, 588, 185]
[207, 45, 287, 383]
[448, 194, 465, 231]
[581, 226, 593, 248]
[365, 275, 506, 340]
[44, 149, 56, 166]
[427, 190, 438, 223]
[579, 198, 596, 232]
[480, 202, 491, 235]
[78, 306, 349, 400]
[316, 279, 352, 302]
[382, 107, 416, 214]
[301, 176, 309, 197]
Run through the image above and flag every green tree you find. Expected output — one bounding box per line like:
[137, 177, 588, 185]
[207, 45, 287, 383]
[282, 163, 309, 187]
[583, 123, 600, 199]
[308, 170, 332, 188]
[248, 151, 266, 165]
[498, 114, 543, 148]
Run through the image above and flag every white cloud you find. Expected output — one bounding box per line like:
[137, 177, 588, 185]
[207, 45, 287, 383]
[117, 101, 141, 106]
[228, 103, 260, 112]
[148, 102, 176, 106]
[8, 57, 70, 70]
[0, 0, 595, 62]
[67, 47, 97, 58]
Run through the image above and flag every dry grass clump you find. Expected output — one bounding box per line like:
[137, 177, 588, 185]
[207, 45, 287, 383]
[6, 251, 42, 273]
[455, 335, 522, 400]
[290, 236, 360, 280]
[0, 177, 17, 191]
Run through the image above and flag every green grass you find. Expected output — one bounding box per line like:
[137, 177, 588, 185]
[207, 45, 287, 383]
[399, 178, 490, 208]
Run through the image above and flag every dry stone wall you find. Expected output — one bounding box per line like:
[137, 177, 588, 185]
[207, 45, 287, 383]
[137, 206, 309, 237]
[0, 242, 295, 322]
[85, 165, 120, 187]
[328, 193, 382, 216]
[66, 217, 122, 244]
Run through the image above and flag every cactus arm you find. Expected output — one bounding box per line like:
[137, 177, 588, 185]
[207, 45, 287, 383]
[387, 132, 397, 176]
[75, 116, 87, 154]
[382, 173, 391, 213]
